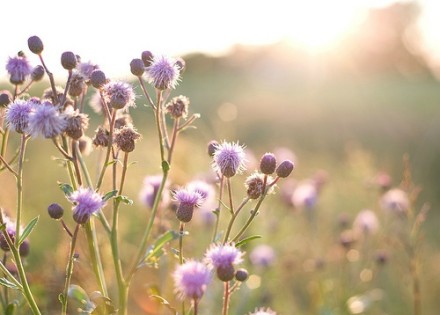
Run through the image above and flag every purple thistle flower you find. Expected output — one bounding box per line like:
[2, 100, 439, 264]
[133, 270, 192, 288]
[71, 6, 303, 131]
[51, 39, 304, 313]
[353, 209, 379, 235]
[139, 175, 170, 208]
[173, 260, 211, 301]
[187, 180, 215, 201]
[173, 188, 204, 222]
[249, 244, 276, 268]
[101, 81, 135, 111]
[68, 187, 105, 224]
[146, 55, 180, 90]
[212, 141, 246, 178]
[204, 243, 244, 269]
[5, 99, 36, 133]
[28, 101, 66, 138]
[6, 54, 32, 85]
[380, 188, 409, 215]
[249, 307, 277, 315]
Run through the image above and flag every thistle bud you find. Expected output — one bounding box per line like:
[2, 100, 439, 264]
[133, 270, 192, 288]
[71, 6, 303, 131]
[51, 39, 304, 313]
[176, 203, 194, 223]
[260, 153, 277, 175]
[114, 125, 141, 153]
[245, 173, 265, 199]
[141, 50, 154, 67]
[68, 72, 86, 97]
[276, 160, 294, 178]
[90, 69, 107, 89]
[130, 58, 145, 76]
[31, 65, 45, 81]
[216, 264, 235, 282]
[28, 35, 44, 54]
[207, 140, 218, 157]
[175, 57, 186, 73]
[48, 203, 64, 220]
[235, 268, 249, 282]
[61, 51, 77, 70]
[19, 240, 30, 257]
[0, 91, 12, 107]
[166, 95, 189, 119]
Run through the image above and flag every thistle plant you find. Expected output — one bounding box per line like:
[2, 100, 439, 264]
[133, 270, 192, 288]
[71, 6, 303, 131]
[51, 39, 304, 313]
[0, 35, 296, 315]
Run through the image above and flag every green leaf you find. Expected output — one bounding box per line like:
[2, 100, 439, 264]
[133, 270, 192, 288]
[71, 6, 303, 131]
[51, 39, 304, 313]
[68, 284, 95, 311]
[102, 190, 118, 202]
[90, 291, 117, 314]
[0, 278, 20, 290]
[58, 182, 74, 197]
[5, 301, 18, 315]
[0, 223, 6, 232]
[144, 230, 179, 262]
[18, 216, 39, 245]
[235, 235, 262, 248]
[115, 195, 133, 205]
[150, 295, 177, 314]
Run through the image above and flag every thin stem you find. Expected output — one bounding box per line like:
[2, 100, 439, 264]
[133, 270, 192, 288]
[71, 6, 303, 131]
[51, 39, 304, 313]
[15, 134, 29, 246]
[38, 54, 58, 104]
[193, 298, 199, 315]
[155, 90, 165, 163]
[52, 138, 73, 161]
[137, 77, 155, 109]
[96, 110, 117, 190]
[167, 118, 179, 164]
[16, 80, 35, 97]
[179, 223, 185, 265]
[74, 142, 93, 188]
[222, 281, 230, 315]
[61, 224, 80, 315]
[71, 140, 83, 186]
[223, 197, 251, 244]
[0, 154, 18, 177]
[0, 127, 10, 169]
[212, 176, 225, 242]
[60, 219, 73, 238]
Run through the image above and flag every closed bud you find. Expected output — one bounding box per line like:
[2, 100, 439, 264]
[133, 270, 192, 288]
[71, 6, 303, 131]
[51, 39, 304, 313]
[176, 203, 194, 223]
[207, 140, 218, 157]
[0, 91, 12, 107]
[48, 203, 64, 220]
[216, 264, 235, 282]
[235, 268, 249, 282]
[31, 65, 45, 81]
[175, 57, 186, 73]
[276, 160, 294, 178]
[260, 153, 277, 175]
[19, 240, 30, 257]
[61, 51, 77, 70]
[130, 58, 145, 76]
[141, 50, 154, 67]
[28, 36, 44, 54]
[90, 69, 107, 89]
[73, 211, 90, 225]
[114, 125, 141, 153]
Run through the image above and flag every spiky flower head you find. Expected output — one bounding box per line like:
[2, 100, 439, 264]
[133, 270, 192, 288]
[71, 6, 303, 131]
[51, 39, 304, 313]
[146, 54, 180, 90]
[28, 101, 67, 138]
[64, 106, 89, 139]
[5, 99, 35, 133]
[212, 141, 246, 178]
[139, 175, 170, 209]
[114, 124, 141, 152]
[6, 52, 32, 85]
[249, 307, 277, 315]
[173, 188, 204, 223]
[102, 81, 135, 111]
[173, 260, 211, 301]
[205, 243, 244, 281]
[166, 95, 189, 119]
[68, 187, 105, 224]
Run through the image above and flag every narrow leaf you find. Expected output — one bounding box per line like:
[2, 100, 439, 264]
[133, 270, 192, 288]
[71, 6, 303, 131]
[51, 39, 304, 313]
[5, 301, 18, 315]
[115, 195, 133, 205]
[150, 295, 177, 314]
[18, 216, 39, 245]
[58, 182, 74, 197]
[145, 230, 179, 261]
[102, 190, 118, 202]
[235, 235, 262, 248]
[0, 278, 20, 290]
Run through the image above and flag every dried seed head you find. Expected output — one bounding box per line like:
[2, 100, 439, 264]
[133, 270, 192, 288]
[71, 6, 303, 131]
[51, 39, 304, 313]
[27, 35, 44, 54]
[42, 86, 73, 107]
[31, 65, 45, 81]
[166, 95, 189, 119]
[276, 160, 294, 178]
[90, 69, 107, 89]
[61, 51, 77, 70]
[0, 91, 12, 107]
[93, 126, 110, 147]
[235, 268, 249, 282]
[130, 58, 145, 76]
[260, 152, 277, 175]
[68, 71, 86, 97]
[141, 51, 154, 67]
[245, 173, 265, 199]
[48, 203, 64, 220]
[102, 81, 136, 110]
[114, 124, 141, 152]
[64, 108, 89, 140]
[176, 203, 195, 223]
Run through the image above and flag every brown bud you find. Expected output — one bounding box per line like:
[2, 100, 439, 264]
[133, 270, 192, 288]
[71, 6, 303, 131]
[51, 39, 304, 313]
[61, 51, 77, 70]
[28, 36, 44, 54]
[130, 58, 145, 76]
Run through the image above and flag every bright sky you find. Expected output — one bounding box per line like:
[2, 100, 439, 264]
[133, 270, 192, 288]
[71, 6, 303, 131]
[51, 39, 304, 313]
[2, 0, 438, 78]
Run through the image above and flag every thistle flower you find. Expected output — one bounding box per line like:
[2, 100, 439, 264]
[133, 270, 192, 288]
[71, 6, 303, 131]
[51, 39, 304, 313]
[205, 243, 244, 281]
[42, 86, 73, 107]
[68, 187, 105, 224]
[6, 52, 32, 85]
[101, 81, 135, 111]
[5, 99, 35, 133]
[212, 141, 246, 178]
[114, 124, 141, 152]
[166, 95, 189, 119]
[173, 260, 211, 301]
[146, 54, 180, 90]
[64, 107, 89, 140]
[380, 188, 409, 215]
[173, 188, 204, 222]
[249, 307, 277, 315]
[77, 61, 99, 81]
[249, 244, 275, 268]
[139, 175, 170, 209]
[28, 101, 67, 138]
[353, 209, 379, 235]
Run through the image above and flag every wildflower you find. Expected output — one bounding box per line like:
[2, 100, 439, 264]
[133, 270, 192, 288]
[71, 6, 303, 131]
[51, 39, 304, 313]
[173, 260, 211, 301]
[260, 153, 277, 175]
[249, 307, 277, 315]
[28, 101, 67, 138]
[353, 209, 379, 235]
[6, 52, 32, 85]
[77, 61, 99, 82]
[173, 188, 204, 223]
[47, 203, 64, 220]
[166, 95, 189, 119]
[27, 35, 44, 54]
[101, 81, 135, 111]
[245, 172, 273, 199]
[114, 124, 141, 152]
[146, 54, 180, 90]
[291, 181, 317, 209]
[187, 179, 217, 225]
[212, 141, 246, 178]
[205, 243, 244, 281]
[5, 99, 35, 133]
[276, 160, 294, 178]
[130, 58, 145, 76]
[139, 175, 170, 209]
[90, 69, 107, 89]
[380, 188, 409, 215]
[64, 107, 89, 140]
[68, 187, 105, 224]
[61, 51, 77, 70]
[68, 71, 86, 97]
[0, 90, 12, 107]
[249, 244, 275, 268]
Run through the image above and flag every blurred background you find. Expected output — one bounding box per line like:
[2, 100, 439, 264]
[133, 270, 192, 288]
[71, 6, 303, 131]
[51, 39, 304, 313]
[1, 0, 440, 314]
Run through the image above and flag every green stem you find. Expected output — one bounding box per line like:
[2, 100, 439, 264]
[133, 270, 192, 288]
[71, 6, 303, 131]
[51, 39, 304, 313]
[167, 118, 179, 164]
[179, 223, 185, 265]
[61, 224, 80, 315]
[155, 90, 165, 163]
[223, 197, 250, 244]
[96, 110, 116, 190]
[15, 134, 28, 245]
[137, 77, 155, 109]
[0, 127, 9, 168]
[212, 176, 225, 242]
